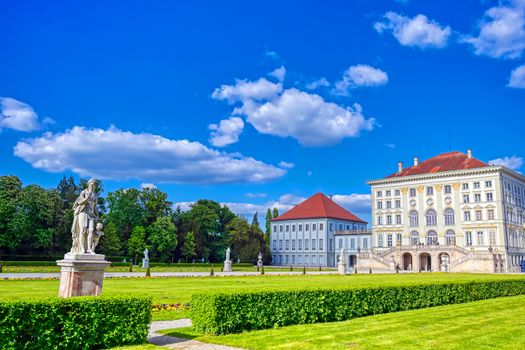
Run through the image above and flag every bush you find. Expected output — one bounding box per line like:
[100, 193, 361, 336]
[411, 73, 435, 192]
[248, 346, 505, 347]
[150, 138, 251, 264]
[1, 261, 58, 266]
[191, 279, 525, 335]
[0, 296, 152, 349]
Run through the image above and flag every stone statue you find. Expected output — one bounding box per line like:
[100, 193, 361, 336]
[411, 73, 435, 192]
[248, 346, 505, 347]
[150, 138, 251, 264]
[142, 248, 150, 269]
[91, 223, 104, 253]
[338, 247, 346, 275]
[70, 178, 99, 254]
[144, 248, 149, 260]
[223, 247, 232, 272]
[257, 252, 263, 268]
[225, 247, 231, 261]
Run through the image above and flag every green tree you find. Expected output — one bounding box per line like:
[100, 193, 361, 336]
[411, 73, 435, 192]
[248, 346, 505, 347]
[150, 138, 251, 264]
[0, 176, 24, 253]
[251, 212, 260, 229]
[149, 216, 178, 262]
[99, 222, 121, 255]
[227, 215, 270, 263]
[272, 207, 279, 219]
[139, 187, 172, 227]
[128, 226, 147, 264]
[181, 231, 196, 262]
[105, 188, 145, 249]
[265, 208, 272, 246]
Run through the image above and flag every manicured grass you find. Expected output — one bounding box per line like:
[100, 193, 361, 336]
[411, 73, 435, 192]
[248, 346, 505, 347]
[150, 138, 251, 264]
[162, 295, 525, 349]
[1, 273, 524, 305]
[0, 265, 328, 273]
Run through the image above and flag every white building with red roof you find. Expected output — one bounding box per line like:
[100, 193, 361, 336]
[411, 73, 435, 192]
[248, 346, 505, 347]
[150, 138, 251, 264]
[270, 192, 368, 267]
[362, 149, 525, 273]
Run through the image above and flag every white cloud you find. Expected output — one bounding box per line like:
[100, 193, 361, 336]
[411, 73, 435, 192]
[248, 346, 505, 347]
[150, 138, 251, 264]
[141, 183, 157, 190]
[332, 194, 372, 219]
[0, 97, 41, 132]
[334, 65, 388, 95]
[245, 192, 267, 198]
[508, 64, 525, 87]
[264, 50, 280, 60]
[14, 126, 286, 184]
[211, 78, 282, 103]
[208, 116, 244, 147]
[278, 161, 295, 169]
[385, 143, 396, 149]
[489, 155, 523, 170]
[306, 77, 330, 90]
[375, 12, 452, 48]
[463, 0, 525, 59]
[269, 66, 286, 82]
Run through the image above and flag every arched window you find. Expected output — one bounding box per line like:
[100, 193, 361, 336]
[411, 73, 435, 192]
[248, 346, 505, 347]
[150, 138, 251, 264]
[444, 208, 455, 226]
[445, 230, 456, 245]
[426, 230, 438, 245]
[410, 231, 419, 245]
[426, 209, 437, 226]
[409, 210, 419, 227]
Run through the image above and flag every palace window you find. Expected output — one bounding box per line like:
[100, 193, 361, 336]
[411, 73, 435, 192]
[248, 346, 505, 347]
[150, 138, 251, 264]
[477, 231, 484, 246]
[410, 188, 416, 197]
[272, 240, 277, 250]
[312, 224, 316, 231]
[299, 224, 303, 231]
[305, 224, 309, 231]
[474, 182, 480, 189]
[462, 183, 469, 190]
[395, 200, 401, 208]
[488, 209, 495, 220]
[444, 208, 455, 225]
[464, 211, 471, 221]
[377, 234, 383, 247]
[279, 225, 283, 232]
[338, 238, 343, 249]
[339, 224, 343, 230]
[387, 215, 392, 225]
[386, 201, 392, 209]
[485, 181, 492, 188]
[377, 216, 383, 225]
[319, 239, 323, 250]
[386, 190, 391, 196]
[377, 201, 383, 209]
[286, 225, 289, 232]
[409, 210, 419, 227]
[285, 240, 290, 250]
[312, 239, 316, 250]
[305, 239, 309, 250]
[298, 239, 302, 250]
[476, 210, 483, 221]
[396, 215, 402, 225]
[350, 238, 355, 249]
[387, 234, 393, 247]
[395, 189, 400, 196]
[279, 240, 283, 249]
[377, 191, 383, 197]
[319, 223, 324, 230]
[463, 194, 470, 203]
[465, 231, 473, 246]
[486, 193, 493, 202]
[273, 225, 277, 233]
[363, 238, 369, 249]
[426, 231, 438, 245]
[396, 233, 402, 244]
[475, 194, 481, 202]
[489, 231, 496, 245]
[292, 239, 296, 250]
[445, 230, 456, 245]
[444, 185, 452, 194]
[410, 231, 419, 245]
[426, 187, 434, 196]
[426, 209, 437, 226]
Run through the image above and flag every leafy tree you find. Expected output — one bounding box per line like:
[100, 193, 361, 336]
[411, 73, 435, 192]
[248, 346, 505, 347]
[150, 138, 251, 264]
[139, 187, 172, 227]
[265, 209, 272, 246]
[272, 207, 279, 219]
[149, 216, 178, 262]
[0, 176, 24, 253]
[105, 188, 145, 249]
[181, 231, 196, 262]
[251, 212, 260, 229]
[128, 226, 147, 263]
[99, 222, 121, 255]
[227, 215, 270, 264]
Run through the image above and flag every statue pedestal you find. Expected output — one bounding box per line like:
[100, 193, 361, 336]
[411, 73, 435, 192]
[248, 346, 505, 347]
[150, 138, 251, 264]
[57, 253, 111, 297]
[338, 262, 347, 275]
[223, 259, 232, 272]
[142, 258, 149, 269]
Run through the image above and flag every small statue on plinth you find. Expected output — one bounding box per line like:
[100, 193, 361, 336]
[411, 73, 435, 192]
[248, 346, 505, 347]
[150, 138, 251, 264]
[338, 247, 346, 275]
[257, 252, 263, 268]
[223, 247, 232, 272]
[142, 248, 150, 268]
[57, 178, 110, 298]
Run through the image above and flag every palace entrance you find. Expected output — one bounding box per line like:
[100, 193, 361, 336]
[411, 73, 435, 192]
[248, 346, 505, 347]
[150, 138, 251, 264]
[419, 253, 431, 271]
[402, 252, 413, 270]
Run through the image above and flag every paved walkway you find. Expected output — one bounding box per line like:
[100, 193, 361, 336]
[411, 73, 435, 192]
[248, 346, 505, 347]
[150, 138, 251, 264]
[148, 319, 242, 350]
[0, 270, 339, 279]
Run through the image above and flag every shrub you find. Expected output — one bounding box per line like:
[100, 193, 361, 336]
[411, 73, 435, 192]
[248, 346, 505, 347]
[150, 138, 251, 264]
[0, 296, 152, 349]
[191, 279, 525, 335]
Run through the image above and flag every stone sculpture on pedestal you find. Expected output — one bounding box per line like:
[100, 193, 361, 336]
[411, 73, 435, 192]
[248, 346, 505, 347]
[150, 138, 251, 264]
[257, 252, 263, 268]
[57, 179, 110, 297]
[142, 248, 150, 268]
[223, 247, 232, 272]
[338, 247, 346, 275]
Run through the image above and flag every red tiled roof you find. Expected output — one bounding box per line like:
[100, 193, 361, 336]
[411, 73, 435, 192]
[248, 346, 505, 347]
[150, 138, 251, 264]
[272, 192, 367, 223]
[386, 151, 489, 178]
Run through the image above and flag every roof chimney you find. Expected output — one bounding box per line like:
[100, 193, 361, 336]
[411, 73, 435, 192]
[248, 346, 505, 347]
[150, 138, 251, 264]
[413, 156, 419, 166]
[467, 149, 472, 159]
[397, 162, 403, 173]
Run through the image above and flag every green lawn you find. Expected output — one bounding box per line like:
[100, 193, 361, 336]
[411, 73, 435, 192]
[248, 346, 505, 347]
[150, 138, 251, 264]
[161, 294, 525, 350]
[1, 273, 524, 306]
[0, 265, 328, 273]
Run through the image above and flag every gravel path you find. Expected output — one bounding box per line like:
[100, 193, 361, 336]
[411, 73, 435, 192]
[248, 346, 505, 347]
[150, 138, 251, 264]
[148, 319, 243, 350]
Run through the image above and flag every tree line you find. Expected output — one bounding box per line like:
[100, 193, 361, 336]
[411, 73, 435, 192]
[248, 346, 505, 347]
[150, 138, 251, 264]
[0, 175, 279, 263]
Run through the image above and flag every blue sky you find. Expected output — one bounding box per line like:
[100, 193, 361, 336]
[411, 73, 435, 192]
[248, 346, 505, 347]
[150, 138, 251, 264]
[1, 0, 524, 223]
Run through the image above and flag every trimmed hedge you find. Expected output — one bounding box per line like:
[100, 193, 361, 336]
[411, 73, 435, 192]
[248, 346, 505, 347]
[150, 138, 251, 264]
[1, 261, 58, 266]
[0, 296, 152, 349]
[191, 279, 525, 334]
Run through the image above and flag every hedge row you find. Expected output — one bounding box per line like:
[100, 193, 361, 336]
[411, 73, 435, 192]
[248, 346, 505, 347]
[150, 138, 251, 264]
[1, 261, 58, 266]
[191, 279, 525, 334]
[0, 296, 152, 349]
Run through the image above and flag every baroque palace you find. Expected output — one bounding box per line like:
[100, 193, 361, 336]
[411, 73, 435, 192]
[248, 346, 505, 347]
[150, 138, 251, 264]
[359, 150, 525, 273]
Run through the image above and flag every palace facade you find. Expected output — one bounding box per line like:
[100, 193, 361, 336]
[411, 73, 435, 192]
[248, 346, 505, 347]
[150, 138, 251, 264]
[358, 150, 525, 273]
[270, 193, 368, 267]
